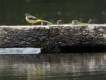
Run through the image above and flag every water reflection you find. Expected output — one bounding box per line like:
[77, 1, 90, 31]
[0, 53, 106, 80]
[0, 48, 40, 54]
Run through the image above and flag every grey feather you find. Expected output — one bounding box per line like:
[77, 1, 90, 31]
[25, 13, 38, 20]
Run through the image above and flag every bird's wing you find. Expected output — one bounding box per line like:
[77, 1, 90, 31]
[27, 15, 38, 20]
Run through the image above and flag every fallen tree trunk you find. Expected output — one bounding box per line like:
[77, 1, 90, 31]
[0, 24, 106, 52]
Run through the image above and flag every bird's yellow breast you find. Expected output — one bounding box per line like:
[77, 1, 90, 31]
[25, 17, 36, 23]
[25, 17, 42, 24]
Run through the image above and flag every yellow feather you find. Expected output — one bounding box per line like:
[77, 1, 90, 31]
[25, 17, 42, 24]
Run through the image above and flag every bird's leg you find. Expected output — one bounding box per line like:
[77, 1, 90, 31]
[41, 20, 43, 25]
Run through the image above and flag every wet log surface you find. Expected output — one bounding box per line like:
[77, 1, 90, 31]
[0, 24, 106, 53]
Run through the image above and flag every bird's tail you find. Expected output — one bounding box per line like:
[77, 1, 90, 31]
[36, 19, 53, 25]
[36, 19, 42, 23]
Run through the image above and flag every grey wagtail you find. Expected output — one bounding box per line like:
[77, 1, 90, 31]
[24, 13, 42, 25]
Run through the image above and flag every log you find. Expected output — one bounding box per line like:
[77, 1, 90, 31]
[0, 24, 106, 52]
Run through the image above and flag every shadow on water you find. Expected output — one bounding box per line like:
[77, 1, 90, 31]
[0, 53, 106, 80]
[60, 45, 106, 53]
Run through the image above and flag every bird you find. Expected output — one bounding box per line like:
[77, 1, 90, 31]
[24, 13, 42, 25]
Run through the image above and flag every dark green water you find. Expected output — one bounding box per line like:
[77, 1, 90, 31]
[1, 0, 106, 25]
[0, 53, 106, 80]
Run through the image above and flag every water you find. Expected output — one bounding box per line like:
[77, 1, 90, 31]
[0, 51, 106, 80]
[0, 0, 106, 25]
